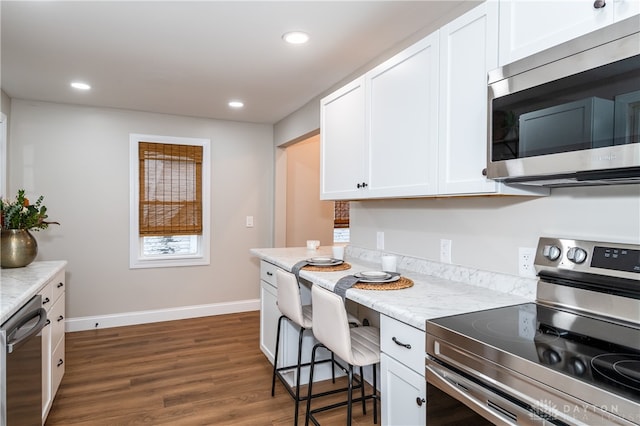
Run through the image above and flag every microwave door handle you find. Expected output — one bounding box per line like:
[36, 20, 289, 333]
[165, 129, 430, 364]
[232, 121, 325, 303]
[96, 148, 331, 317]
[426, 364, 530, 426]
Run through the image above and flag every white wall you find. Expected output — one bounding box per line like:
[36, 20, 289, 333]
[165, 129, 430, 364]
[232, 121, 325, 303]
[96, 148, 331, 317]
[350, 185, 640, 276]
[8, 99, 274, 320]
[285, 134, 334, 247]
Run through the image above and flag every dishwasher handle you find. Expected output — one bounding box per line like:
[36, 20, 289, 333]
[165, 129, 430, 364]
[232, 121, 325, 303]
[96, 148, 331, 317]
[6, 307, 48, 354]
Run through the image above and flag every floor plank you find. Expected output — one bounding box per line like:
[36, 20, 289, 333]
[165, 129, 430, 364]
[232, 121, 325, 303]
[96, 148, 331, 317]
[46, 311, 380, 425]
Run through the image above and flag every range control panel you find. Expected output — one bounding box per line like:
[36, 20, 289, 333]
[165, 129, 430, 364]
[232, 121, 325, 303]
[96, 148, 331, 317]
[535, 237, 640, 280]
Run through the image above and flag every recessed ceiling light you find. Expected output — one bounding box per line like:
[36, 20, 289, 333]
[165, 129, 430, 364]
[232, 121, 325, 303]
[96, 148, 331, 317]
[228, 101, 244, 108]
[282, 31, 309, 45]
[70, 81, 91, 90]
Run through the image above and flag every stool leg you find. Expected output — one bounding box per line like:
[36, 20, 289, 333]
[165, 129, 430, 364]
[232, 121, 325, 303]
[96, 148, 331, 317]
[305, 343, 321, 426]
[271, 315, 285, 397]
[293, 326, 305, 426]
[331, 352, 336, 383]
[347, 365, 354, 426]
[360, 365, 366, 415]
[373, 363, 378, 424]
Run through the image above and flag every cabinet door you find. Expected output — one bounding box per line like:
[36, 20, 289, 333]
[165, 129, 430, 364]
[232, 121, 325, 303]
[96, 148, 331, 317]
[367, 31, 440, 198]
[381, 353, 426, 425]
[259, 280, 279, 364]
[438, 1, 500, 195]
[320, 77, 367, 200]
[499, 0, 614, 66]
[614, 0, 640, 21]
[41, 311, 52, 421]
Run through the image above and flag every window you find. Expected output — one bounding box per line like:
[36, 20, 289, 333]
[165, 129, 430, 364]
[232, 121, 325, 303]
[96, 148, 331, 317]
[333, 201, 350, 243]
[129, 134, 210, 268]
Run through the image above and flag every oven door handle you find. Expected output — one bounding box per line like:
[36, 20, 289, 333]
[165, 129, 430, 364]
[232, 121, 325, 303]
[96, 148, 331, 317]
[426, 363, 537, 426]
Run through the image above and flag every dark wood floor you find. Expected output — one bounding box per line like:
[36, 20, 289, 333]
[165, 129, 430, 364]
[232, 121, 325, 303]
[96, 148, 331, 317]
[46, 311, 379, 425]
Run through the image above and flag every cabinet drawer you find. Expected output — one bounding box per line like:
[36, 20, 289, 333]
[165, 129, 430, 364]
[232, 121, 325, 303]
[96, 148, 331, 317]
[51, 270, 66, 304]
[51, 339, 65, 396]
[40, 281, 54, 312]
[260, 261, 278, 286]
[380, 315, 425, 375]
[50, 297, 65, 346]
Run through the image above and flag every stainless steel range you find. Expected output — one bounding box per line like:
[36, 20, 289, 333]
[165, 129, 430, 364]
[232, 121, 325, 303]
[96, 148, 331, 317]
[426, 237, 640, 425]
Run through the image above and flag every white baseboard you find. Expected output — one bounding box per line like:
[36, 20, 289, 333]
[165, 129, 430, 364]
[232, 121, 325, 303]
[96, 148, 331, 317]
[65, 299, 260, 332]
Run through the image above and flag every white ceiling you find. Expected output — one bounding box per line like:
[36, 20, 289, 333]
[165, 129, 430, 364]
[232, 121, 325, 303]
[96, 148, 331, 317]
[1, 1, 471, 124]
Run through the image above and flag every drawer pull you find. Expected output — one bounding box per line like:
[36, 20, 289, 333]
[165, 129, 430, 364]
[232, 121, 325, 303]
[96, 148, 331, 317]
[57, 315, 64, 322]
[57, 359, 64, 367]
[43, 297, 50, 305]
[45, 319, 51, 326]
[392, 336, 411, 349]
[416, 397, 425, 407]
[266, 271, 273, 276]
[57, 282, 64, 288]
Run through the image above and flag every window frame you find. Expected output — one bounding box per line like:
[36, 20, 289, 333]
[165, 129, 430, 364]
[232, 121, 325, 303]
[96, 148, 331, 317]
[129, 133, 211, 269]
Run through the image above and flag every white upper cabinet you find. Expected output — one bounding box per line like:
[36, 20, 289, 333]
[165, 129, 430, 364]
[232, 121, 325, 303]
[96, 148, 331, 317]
[320, 1, 552, 201]
[614, 0, 640, 21]
[366, 33, 440, 198]
[320, 32, 439, 200]
[320, 77, 366, 200]
[499, 0, 639, 67]
[438, 1, 500, 195]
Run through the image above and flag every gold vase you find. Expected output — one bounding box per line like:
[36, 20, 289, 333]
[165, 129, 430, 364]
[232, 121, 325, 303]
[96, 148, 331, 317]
[1, 229, 38, 268]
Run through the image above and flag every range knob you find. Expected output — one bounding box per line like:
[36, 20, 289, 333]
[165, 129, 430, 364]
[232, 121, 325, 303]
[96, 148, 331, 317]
[567, 247, 587, 264]
[543, 245, 561, 261]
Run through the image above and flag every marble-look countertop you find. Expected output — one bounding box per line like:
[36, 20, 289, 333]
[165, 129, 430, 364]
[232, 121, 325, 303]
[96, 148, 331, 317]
[0, 261, 67, 324]
[250, 246, 533, 331]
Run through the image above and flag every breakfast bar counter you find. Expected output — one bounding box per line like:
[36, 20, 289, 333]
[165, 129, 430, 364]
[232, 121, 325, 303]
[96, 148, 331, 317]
[250, 246, 533, 331]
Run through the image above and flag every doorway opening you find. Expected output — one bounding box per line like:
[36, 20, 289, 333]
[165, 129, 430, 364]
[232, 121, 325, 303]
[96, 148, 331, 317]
[284, 134, 349, 247]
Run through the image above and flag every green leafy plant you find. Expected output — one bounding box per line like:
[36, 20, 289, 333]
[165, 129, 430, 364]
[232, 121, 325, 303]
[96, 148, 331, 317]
[0, 189, 59, 231]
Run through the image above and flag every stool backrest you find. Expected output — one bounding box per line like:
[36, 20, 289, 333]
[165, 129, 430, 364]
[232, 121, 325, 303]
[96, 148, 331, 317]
[275, 269, 306, 327]
[311, 285, 353, 364]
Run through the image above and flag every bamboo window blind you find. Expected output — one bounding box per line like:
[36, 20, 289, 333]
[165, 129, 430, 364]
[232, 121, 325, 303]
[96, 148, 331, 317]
[334, 201, 349, 229]
[139, 142, 203, 236]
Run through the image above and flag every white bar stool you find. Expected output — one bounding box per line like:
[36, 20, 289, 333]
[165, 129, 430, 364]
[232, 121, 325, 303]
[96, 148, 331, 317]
[305, 285, 380, 426]
[271, 269, 360, 425]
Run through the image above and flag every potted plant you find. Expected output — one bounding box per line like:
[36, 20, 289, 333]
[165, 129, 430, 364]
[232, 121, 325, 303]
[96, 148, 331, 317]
[0, 189, 59, 268]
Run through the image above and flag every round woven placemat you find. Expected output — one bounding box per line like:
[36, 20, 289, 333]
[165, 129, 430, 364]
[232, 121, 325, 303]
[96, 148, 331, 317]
[302, 262, 352, 272]
[353, 276, 414, 291]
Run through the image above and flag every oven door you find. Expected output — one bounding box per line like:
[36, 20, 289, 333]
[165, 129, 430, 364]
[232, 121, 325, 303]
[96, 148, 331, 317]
[426, 357, 554, 426]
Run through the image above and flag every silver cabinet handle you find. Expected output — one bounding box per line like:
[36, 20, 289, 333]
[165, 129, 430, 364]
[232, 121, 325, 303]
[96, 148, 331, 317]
[593, 0, 606, 8]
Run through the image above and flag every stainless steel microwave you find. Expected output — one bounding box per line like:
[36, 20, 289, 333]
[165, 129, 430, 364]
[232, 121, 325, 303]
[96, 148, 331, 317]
[486, 16, 640, 187]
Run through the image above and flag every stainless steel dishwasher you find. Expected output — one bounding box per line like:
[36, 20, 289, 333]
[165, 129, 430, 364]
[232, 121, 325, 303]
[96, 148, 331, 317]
[1, 295, 48, 426]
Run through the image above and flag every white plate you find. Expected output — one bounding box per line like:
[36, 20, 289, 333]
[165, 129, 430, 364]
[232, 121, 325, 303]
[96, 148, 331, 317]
[309, 257, 333, 264]
[358, 271, 391, 280]
[307, 258, 343, 267]
[357, 275, 401, 284]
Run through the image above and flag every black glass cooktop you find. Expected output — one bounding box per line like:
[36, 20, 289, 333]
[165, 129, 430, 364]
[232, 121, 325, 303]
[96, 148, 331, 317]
[429, 303, 640, 404]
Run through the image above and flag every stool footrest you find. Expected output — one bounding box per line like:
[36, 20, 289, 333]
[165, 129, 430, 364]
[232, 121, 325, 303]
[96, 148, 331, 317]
[274, 358, 362, 402]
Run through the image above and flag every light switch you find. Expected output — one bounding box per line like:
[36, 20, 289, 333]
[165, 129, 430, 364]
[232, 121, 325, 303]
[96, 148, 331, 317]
[246, 216, 254, 228]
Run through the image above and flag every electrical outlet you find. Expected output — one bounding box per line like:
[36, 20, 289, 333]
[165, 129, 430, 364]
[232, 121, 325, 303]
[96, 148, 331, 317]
[440, 239, 452, 264]
[518, 247, 537, 278]
[376, 232, 384, 250]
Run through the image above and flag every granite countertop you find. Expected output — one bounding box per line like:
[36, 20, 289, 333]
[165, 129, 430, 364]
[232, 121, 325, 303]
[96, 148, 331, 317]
[250, 246, 533, 331]
[0, 261, 67, 324]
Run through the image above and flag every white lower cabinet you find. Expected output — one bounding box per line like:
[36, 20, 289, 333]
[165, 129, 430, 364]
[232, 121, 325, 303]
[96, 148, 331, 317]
[381, 353, 426, 425]
[380, 314, 426, 425]
[259, 279, 279, 364]
[40, 268, 65, 424]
